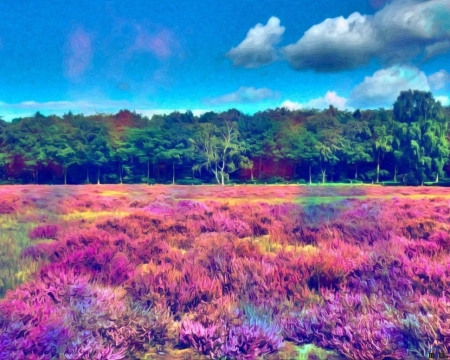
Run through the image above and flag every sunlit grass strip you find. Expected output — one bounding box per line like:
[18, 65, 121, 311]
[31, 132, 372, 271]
[60, 210, 131, 221]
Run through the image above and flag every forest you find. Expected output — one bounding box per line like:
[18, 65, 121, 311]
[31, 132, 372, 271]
[1, 89, 450, 186]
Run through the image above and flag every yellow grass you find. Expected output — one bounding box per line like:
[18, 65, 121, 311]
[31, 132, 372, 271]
[61, 210, 130, 221]
[99, 190, 128, 196]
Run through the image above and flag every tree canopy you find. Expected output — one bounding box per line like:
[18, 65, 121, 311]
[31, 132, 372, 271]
[0, 92, 449, 186]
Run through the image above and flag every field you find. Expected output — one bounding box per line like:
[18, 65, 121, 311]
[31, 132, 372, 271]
[1, 184, 450, 359]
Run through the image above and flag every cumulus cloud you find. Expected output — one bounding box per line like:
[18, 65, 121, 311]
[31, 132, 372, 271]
[282, 0, 450, 72]
[428, 70, 450, 91]
[226, 17, 285, 68]
[205, 86, 280, 105]
[283, 12, 381, 71]
[64, 26, 94, 82]
[282, 91, 349, 111]
[348, 65, 430, 108]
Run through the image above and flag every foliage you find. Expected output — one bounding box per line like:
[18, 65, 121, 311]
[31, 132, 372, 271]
[1, 91, 449, 185]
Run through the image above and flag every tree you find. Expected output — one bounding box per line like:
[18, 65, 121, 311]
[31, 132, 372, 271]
[315, 131, 342, 183]
[372, 125, 393, 183]
[189, 118, 248, 185]
[125, 126, 165, 182]
[238, 112, 275, 180]
[343, 120, 373, 179]
[393, 90, 449, 184]
[304, 112, 344, 183]
[85, 123, 113, 185]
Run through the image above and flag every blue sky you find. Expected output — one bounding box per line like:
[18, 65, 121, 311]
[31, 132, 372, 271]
[0, 0, 449, 120]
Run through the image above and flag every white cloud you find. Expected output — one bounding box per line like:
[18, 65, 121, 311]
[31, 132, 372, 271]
[226, 17, 285, 68]
[282, 91, 349, 111]
[436, 95, 450, 106]
[205, 86, 280, 105]
[428, 70, 450, 91]
[348, 65, 430, 108]
[281, 100, 302, 111]
[0, 100, 133, 119]
[136, 109, 208, 118]
[0, 99, 208, 121]
[282, 0, 450, 72]
[283, 12, 380, 71]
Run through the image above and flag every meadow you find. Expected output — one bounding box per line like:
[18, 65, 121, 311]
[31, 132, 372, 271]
[1, 184, 450, 359]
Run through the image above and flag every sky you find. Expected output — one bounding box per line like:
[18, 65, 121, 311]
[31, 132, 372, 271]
[0, 0, 449, 120]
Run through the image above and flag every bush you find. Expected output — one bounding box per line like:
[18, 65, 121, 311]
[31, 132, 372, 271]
[29, 225, 59, 240]
[264, 177, 286, 184]
[175, 178, 204, 185]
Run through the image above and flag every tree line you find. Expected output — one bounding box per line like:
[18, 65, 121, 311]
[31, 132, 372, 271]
[0, 90, 449, 186]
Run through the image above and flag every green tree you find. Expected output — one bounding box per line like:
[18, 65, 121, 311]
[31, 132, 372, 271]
[189, 119, 248, 185]
[343, 120, 373, 179]
[372, 125, 393, 183]
[393, 90, 449, 184]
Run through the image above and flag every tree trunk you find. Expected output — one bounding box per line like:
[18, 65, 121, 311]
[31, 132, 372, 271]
[157, 164, 160, 181]
[321, 168, 326, 184]
[221, 171, 225, 186]
[214, 163, 220, 184]
[258, 157, 262, 179]
[36, 169, 39, 184]
[250, 167, 254, 181]
[436, 172, 439, 183]
[309, 165, 312, 185]
[64, 169, 67, 185]
[97, 166, 100, 185]
[172, 161, 175, 185]
[394, 165, 397, 182]
[282, 162, 286, 181]
[376, 157, 380, 183]
[355, 164, 358, 179]
[119, 163, 123, 184]
[147, 161, 150, 179]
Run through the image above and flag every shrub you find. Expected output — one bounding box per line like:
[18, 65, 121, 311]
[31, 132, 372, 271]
[29, 225, 59, 240]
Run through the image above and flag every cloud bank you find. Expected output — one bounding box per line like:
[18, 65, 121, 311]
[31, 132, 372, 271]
[0, 100, 208, 121]
[285, 0, 450, 71]
[348, 65, 431, 108]
[282, 91, 348, 111]
[282, 66, 450, 110]
[205, 86, 280, 105]
[229, 1, 450, 72]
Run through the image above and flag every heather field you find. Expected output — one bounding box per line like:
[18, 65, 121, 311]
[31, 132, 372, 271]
[1, 185, 450, 359]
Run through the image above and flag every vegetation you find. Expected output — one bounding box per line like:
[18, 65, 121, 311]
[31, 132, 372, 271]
[1, 91, 449, 186]
[1, 184, 450, 358]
